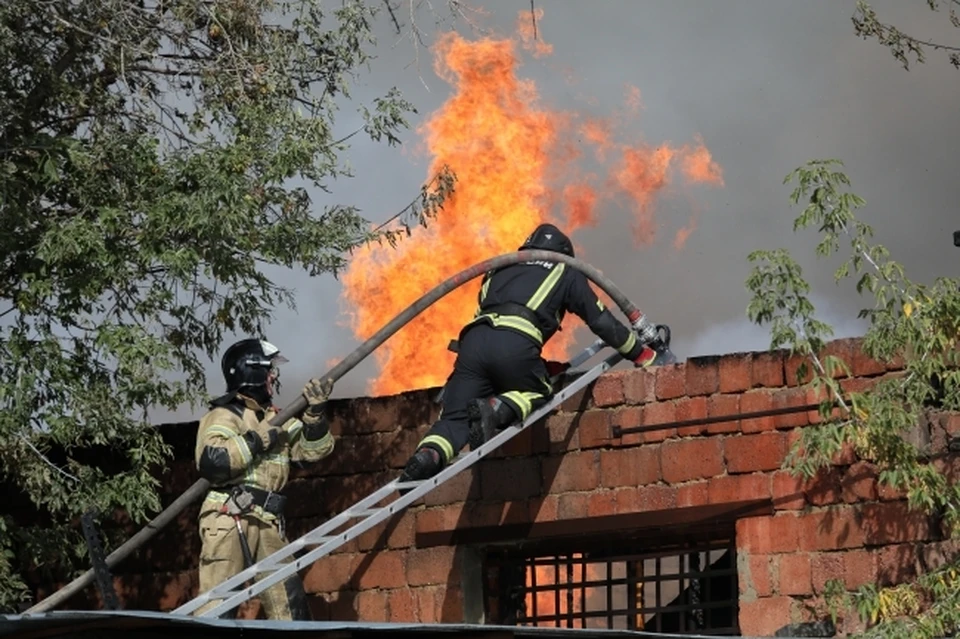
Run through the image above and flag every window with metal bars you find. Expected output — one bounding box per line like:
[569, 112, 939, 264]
[482, 531, 739, 634]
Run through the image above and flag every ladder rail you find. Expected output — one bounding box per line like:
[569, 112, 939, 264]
[174, 340, 619, 618]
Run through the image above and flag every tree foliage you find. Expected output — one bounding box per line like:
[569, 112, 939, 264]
[0, 0, 455, 611]
[853, 0, 960, 70]
[746, 159, 960, 637]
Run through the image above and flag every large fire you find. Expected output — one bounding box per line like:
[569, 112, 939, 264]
[340, 10, 723, 397]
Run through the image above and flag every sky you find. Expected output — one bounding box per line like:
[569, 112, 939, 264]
[155, 0, 960, 421]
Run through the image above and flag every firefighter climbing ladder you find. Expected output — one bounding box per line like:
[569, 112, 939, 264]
[172, 338, 621, 619]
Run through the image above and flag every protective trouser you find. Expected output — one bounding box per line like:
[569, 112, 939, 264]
[195, 510, 310, 620]
[418, 322, 553, 464]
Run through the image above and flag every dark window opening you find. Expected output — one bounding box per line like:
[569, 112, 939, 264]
[482, 530, 739, 635]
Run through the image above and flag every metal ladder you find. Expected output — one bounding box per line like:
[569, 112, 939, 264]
[172, 338, 621, 619]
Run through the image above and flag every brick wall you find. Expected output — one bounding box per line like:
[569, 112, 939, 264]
[15, 337, 960, 636]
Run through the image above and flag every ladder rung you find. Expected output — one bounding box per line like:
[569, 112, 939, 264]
[346, 508, 383, 518]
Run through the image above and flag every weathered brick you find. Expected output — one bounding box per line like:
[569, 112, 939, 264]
[413, 585, 444, 623]
[841, 461, 879, 503]
[675, 396, 707, 436]
[772, 470, 805, 510]
[778, 553, 812, 596]
[861, 501, 937, 545]
[843, 549, 878, 590]
[748, 554, 774, 597]
[819, 339, 855, 379]
[737, 514, 801, 554]
[529, 495, 559, 523]
[850, 342, 887, 377]
[356, 589, 390, 622]
[725, 432, 787, 473]
[611, 406, 644, 446]
[355, 550, 408, 590]
[738, 596, 793, 637]
[708, 473, 771, 503]
[685, 356, 720, 396]
[878, 543, 922, 585]
[421, 467, 481, 507]
[480, 457, 542, 501]
[706, 393, 740, 434]
[641, 401, 677, 443]
[661, 437, 724, 483]
[357, 511, 416, 551]
[577, 409, 612, 449]
[921, 539, 960, 572]
[586, 490, 618, 517]
[599, 446, 660, 488]
[387, 588, 417, 622]
[542, 450, 600, 493]
[771, 387, 810, 429]
[811, 552, 844, 593]
[751, 351, 785, 388]
[719, 353, 753, 393]
[797, 507, 865, 551]
[634, 484, 678, 511]
[545, 412, 578, 453]
[558, 492, 591, 519]
[560, 385, 592, 413]
[677, 481, 709, 507]
[784, 353, 815, 387]
[302, 553, 358, 593]
[655, 364, 686, 400]
[415, 503, 464, 536]
[740, 390, 777, 433]
[407, 546, 458, 587]
[623, 368, 656, 404]
[805, 384, 842, 425]
[592, 372, 625, 407]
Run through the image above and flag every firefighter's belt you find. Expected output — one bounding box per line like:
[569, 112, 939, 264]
[219, 485, 287, 517]
[482, 302, 542, 327]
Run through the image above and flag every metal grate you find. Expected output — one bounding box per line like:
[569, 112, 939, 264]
[483, 533, 739, 634]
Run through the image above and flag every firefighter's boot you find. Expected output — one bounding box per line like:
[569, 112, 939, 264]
[467, 397, 517, 449]
[398, 447, 442, 494]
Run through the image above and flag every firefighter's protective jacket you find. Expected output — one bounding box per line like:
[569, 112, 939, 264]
[194, 395, 335, 521]
[464, 259, 645, 360]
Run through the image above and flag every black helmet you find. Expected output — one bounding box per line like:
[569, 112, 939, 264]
[221, 338, 288, 397]
[519, 223, 575, 257]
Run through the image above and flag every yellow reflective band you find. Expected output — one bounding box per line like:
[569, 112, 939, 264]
[484, 314, 543, 343]
[420, 435, 455, 463]
[481, 277, 490, 302]
[207, 425, 253, 466]
[287, 420, 304, 439]
[301, 431, 334, 452]
[204, 491, 276, 521]
[597, 299, 605, 311]
[617, 331, 638, 356]
[502, 391, 537, 420]
[527, 264, 565, 311]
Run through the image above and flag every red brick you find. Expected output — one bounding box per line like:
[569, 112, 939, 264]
[921, 539, 960, 571]
[635, 484, 678, 511]
[599, 447, 660, 488]
[878, 543, 921, 585]
[641, 401, 677, 442]
[797, 507, 865, 551]
[623, 368, 655, 404]
[686, 356, 720, 396]
[529, 495, 559, 523]
[740, 390, 777, 433]
[772, 387, 810, 428]
[785, 353, 815, 387]
[414, 586, 444, 623]
[355, 550, 409, 590]
[357, 512, 416, 551]
[772, 470, 805, 510]
[611, 406, 643, 446]
[677, 481, 709, 507]
[414, 503, 463, 536]
[878, 479, 906, 501]
[387, 588, 417, 622]
[725, 432, 787, 473]
[592, 373, 625, 407]
[545, 413, 578, 453]
[738, 596, 793, 637]
[542, 451, 600, 493]
[421, 467, 481, 506]
[577, 410, 612, 449]
[439, 585, 463, 622]
[356, 589, 389, 622]
[661, 438, 724, 483]
[840, 376, 878, 394]
[843, 549, 878, 589]
[719, 353, 753, 393]
[302, 553, 358, 593]
[851, 342, 887, 377]
[613, 487, 639, 512]
[708, 474, 771, 503]
[841, 461, 879, 503]
[558, 492, 590, 519]
[559, 386, 592, 413]
[751, 351, 785, 388]
[675, 396, 707, 436]
[811, 552, 844, 593]
[819, 339, 855, 379]
[407, 547, 457, 586]
[706, 393, 740, 434]
[737, 514, 801, 554]
[805, 385, 842, 425]
[747, 554, 774, 597]
[655, 364, 686, 400]
[587, 490, 618, 517]
[778, 553, 812, 596]
[861, 501, 937, 545]
[480, 457, 542, 501]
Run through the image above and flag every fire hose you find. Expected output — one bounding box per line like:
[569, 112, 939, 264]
[25, 250, 670, 614]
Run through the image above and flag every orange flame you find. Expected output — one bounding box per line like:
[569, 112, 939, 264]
[339, 10, 723, 397]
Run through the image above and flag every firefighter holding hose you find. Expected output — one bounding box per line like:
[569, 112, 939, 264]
[193, 338, 335, 620]
[399, 223, 662, 484]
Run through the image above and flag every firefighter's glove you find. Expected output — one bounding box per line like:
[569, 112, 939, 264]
[631, 346, 657, 369]
[244, 421, 281, 456]
[545, 360, 571, 377]
[301, 377, 331, 439]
